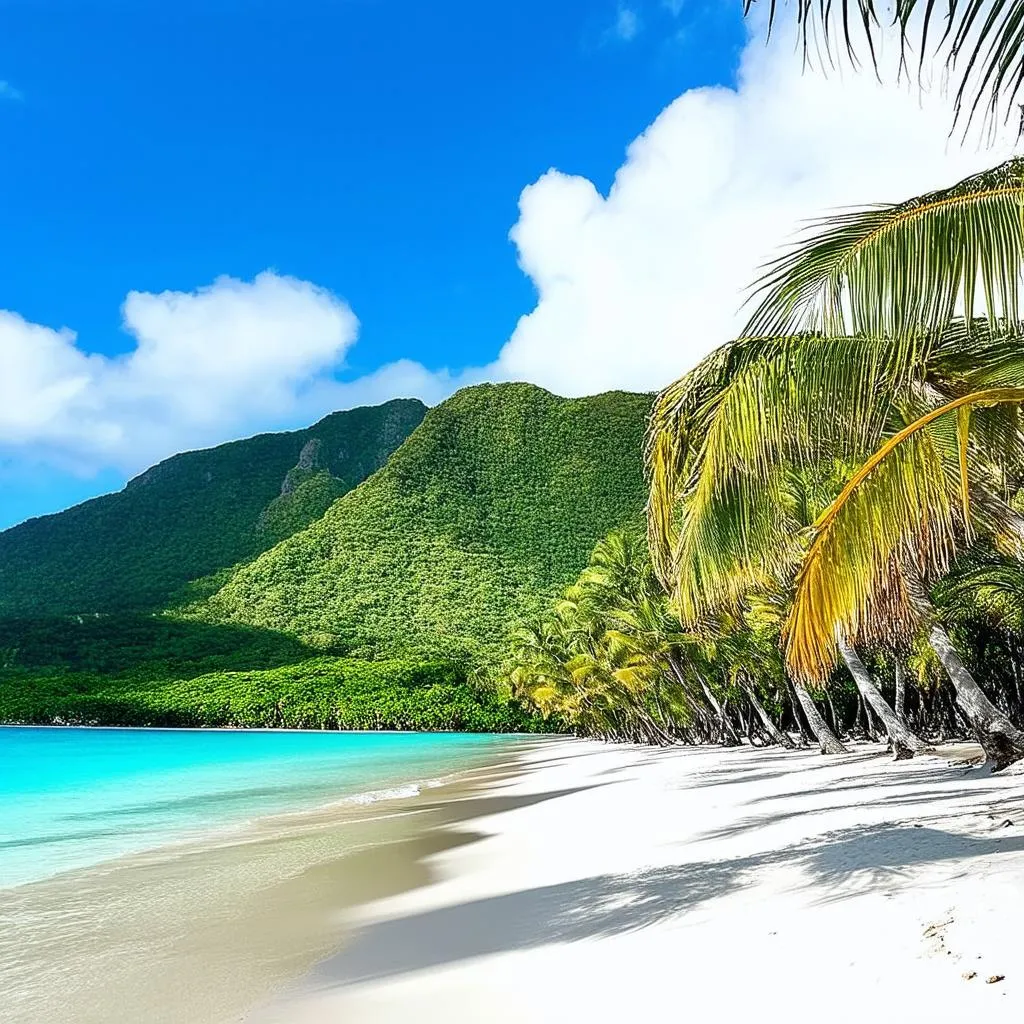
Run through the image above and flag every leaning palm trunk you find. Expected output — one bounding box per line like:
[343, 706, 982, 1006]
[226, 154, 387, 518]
[926, 622, 1024, 769]
[835, 634, 930, 758]
[792, 680, 848, 754]
[894, 661, 907, 725]
[666, 653, 718, 744]
[742, 679, 796, 748]
[905, 567, 1024, 770]
[696, 673, 741, 746]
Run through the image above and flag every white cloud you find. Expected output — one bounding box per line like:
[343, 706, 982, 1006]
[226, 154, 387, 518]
[613, 6, 640, 42]
[4, 15, 1023, 496]
[0, 272, 364, 472]
[0, 80, 23, 101]
[306, 358, 478, 416]
[490, 19, 1021, 396]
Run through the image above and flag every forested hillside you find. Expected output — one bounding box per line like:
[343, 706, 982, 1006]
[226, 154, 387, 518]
[0, 399, 426, 614]
[199, 383, 654, 663]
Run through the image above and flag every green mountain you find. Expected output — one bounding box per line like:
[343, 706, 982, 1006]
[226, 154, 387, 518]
[0, 383, 650, 731]
[0, 399, 426, 615]
[199, 383, 654, 663]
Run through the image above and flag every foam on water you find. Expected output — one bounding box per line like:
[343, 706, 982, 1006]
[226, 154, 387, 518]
[0, 726, 526, 888]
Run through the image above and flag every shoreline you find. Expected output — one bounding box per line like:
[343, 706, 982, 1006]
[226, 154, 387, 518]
[0, 723, 549, 734]
[252, 739, 1024, 1023]
[7, 735, 1024, 1023]
[1, 727, 542, 890]
[1, 736, 552, 1024]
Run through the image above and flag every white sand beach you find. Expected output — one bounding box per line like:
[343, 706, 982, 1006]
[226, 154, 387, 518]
[253, 740, 1024, 1023]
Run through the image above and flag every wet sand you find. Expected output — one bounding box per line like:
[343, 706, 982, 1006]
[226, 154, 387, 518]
[0, 739, 550, 1024]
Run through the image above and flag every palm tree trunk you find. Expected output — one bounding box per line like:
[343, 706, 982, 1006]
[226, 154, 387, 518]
[742, 679, 796, 748]
[904, 565, 1024, 770]
[792, 680, 848, 754]
[740, 700, 759, 745]
[894, 660, 907, 724]
[852, 691, 865, 738]
[835, 634, 930, 757]
[926, 620, 1024, 768]
[666, 653, 715, 744]
[695, 672, 741, 746]
[787, 681, 813, 747]
[824, 689, 842, 737]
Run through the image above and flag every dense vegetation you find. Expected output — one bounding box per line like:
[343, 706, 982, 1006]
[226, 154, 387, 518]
[506, 528, 1024, 755]
[0, 398, 425, 614]
[0, 616, 540, 730]
[0, 385, 649, 731]
[199, 383, 653, 663]
[502, 155, 1024, 771]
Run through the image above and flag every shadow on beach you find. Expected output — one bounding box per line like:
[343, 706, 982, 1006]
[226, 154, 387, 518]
[305, 809, 1024, 992]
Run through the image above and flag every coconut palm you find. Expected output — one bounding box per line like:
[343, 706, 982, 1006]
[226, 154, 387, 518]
[746, 0, 1024, 134]
[785, 386, 1024, 766]
[733, 157, 1024, 766]
[645, 328, 959, 754]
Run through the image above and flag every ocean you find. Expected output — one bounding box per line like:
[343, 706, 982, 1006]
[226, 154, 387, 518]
[0, 726, 527, 889]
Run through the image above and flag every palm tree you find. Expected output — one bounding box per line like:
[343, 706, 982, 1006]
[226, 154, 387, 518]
[738, 158, 1024, 766]
[646, 330, 948, 755]
[745, 0, 1024, 135]
[785, 386, 1024, 766]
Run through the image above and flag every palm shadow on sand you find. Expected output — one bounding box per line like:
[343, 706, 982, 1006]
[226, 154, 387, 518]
[306, 813, 1024, 991]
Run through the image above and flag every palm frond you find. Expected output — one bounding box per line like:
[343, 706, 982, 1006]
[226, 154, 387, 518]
[647, 332, 920, 618]
[786, 386, 1024, 681]
[748, 0, 1024, 135]
[744, 159, 1024, 343]
[936, 546, 1024, 631]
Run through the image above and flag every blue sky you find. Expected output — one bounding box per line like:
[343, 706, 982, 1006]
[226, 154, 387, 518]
[0, 1, 1007, 530]
[0, 0, 746, 528]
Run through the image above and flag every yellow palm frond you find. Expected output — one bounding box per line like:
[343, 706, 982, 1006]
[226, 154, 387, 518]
[786, 386, 1024, 682]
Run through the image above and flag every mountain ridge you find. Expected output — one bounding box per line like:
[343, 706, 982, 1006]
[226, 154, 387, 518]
[0, 398, 427, 615]
[198, 381, 654, 664]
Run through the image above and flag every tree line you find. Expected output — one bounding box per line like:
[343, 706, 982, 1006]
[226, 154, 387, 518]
[505, 143, 1024, 771]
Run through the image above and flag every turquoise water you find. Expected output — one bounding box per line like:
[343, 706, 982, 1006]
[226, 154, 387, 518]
[0, 727, 525, 889]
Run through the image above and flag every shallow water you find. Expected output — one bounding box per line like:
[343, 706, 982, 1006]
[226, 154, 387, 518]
[0, 726, 526, 888]
[0, 727, 537, 1024]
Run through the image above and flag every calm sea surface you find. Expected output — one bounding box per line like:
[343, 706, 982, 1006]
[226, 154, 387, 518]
[0, 726, 526, 889]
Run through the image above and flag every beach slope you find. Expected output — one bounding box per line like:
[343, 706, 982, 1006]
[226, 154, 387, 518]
[254, 740, 1024, 1023]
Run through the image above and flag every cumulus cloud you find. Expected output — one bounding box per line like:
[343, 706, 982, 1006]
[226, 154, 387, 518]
[491, 18, 1021, 396]
[0, 272, 363, 472]
[5, 14, 1023, 493]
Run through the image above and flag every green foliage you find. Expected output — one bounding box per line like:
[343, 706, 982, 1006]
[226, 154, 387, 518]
[503, 530, 790, 746]
[199, 383, 654, 664]
[0, 614, 545, 731]
[0, 384, 651, 733]
[0, 614, 312, 676]
[0, 399, 426, 614]
[257, 470, 349, 546]
[0, 655, 543, 731]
